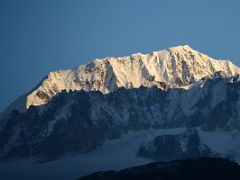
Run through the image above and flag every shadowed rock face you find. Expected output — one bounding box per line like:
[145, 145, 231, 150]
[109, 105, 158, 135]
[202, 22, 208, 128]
[137, 129, 213, 161]
[1, 75, 240, 162]
[77, 158, 240, 180]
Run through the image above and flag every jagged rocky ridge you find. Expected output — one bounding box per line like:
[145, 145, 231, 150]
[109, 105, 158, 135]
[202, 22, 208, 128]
[77, 158, 240, 180]
[2, 45, 239, 115]
[1, 74, 240, 162]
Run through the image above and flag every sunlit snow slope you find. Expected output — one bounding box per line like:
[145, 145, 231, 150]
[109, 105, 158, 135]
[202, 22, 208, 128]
[25, 45, 240, 109]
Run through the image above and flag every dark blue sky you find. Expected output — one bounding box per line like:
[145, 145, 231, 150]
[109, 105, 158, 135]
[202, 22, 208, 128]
[1, 0, 240, 112]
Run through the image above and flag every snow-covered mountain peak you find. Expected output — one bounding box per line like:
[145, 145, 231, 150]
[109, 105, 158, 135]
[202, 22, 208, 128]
[167, 44, 193, 52]
[2, 49, 240, 163]
[1, 45, 239, 112]
[24, 45, 240, 109]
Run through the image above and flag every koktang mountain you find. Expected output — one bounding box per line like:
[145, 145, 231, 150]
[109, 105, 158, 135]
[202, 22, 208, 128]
[1, 45, 239, 114]
[1, 45, 240, 179]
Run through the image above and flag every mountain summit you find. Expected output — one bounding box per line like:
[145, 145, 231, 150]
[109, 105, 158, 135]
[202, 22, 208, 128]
[24, 45, 239, 109]
[1, 45, 240, 117]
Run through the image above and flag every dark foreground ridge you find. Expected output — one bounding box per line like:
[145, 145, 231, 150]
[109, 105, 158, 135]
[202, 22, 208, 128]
[77, 158, 240, 180]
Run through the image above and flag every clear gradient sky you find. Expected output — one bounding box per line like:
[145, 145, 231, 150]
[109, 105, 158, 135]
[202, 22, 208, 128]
[1, 0, 240, 112]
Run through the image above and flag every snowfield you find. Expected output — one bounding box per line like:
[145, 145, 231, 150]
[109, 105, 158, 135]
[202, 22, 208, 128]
[1, 128, 240, 180]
